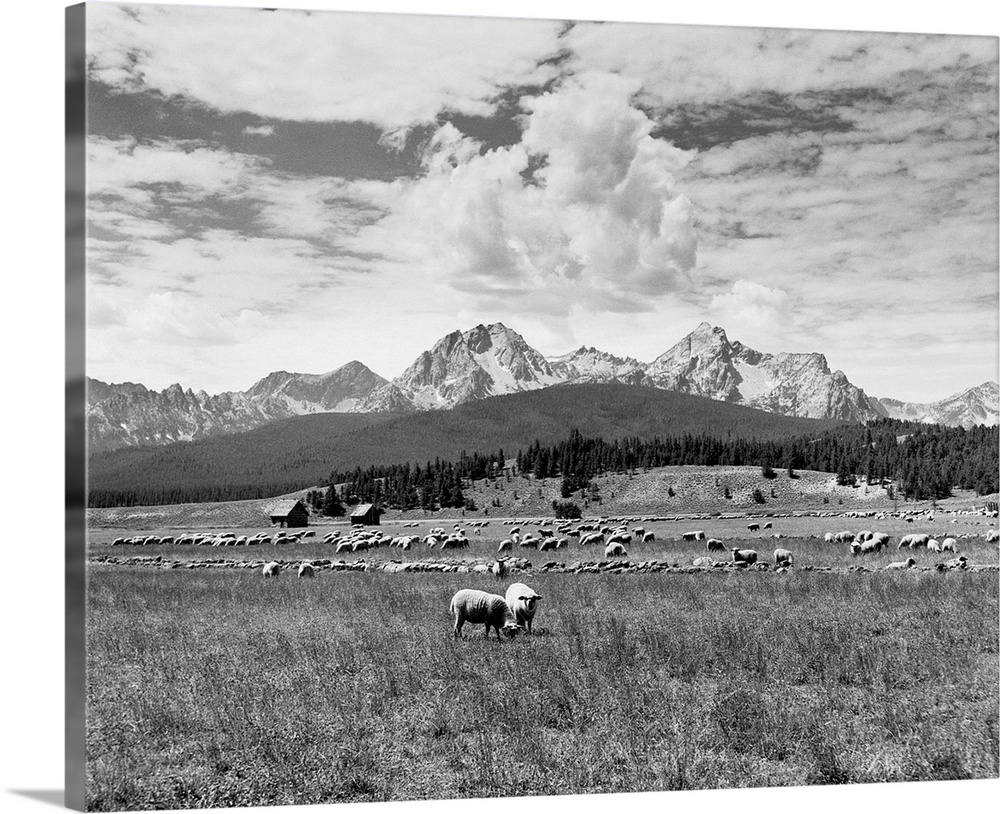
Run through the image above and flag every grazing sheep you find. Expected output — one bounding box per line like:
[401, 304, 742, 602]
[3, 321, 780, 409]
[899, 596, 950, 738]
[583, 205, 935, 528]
[835, 531, 854, 544]
[871, 532, 891, 548]
[747, 523, 760, 532]
[941, 538, 957, 552]
[854, 530, 874, 543]
[885, 558, 917, 570]
[763, 522, 772, 530]
[505, 582, 542, 634]
[605, 542, 627, 558]
[297, 563, 315, 578]
[900, 533, 931, 549]
[706, 538, 726, 552]
[824, 533, 836, 544]
[262, 562, 281, 577]
[497, 539, 513, 554]
[986, 529, 999, 543]
[450, 589, 522, 640]
[682, 530, 706, 542]
[731, 547, 758, 565]
[642, 531, 655, 543]
[926, 539, 941, 552]
[773, 548, 794, 567]
[538, 538, 558, 552]
[858, 539, 884, 554]
[580, 532, 604, 547]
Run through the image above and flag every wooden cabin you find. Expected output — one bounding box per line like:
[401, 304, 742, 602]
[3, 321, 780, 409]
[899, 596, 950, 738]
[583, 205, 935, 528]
[350, 503, 380, 526]
[269, 499, 309, 528]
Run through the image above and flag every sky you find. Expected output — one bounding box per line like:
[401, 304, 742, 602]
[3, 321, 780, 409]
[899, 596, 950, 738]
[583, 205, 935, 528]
[83, 0, 999, 403]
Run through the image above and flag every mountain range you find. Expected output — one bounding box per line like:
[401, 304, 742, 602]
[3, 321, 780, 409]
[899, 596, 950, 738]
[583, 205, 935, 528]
[86, 321, 999, 452]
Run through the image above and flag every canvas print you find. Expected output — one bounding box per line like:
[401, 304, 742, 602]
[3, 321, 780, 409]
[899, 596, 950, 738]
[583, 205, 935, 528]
[73, 2, 999, 810]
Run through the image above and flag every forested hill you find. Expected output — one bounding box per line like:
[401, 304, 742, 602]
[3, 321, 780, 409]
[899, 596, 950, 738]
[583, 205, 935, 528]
[331, 421, 999, 512]
[88, 382, 843, 507]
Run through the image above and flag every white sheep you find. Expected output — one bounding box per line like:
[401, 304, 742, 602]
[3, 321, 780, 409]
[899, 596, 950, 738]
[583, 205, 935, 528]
[505, 582, 542, 634]
[730, 547, 758, 565]
[885, 558, 917, 570]
[450, 589, 523, 639]
[491, 559, 510, 580]
[941, 538, 957, 552]
[262, 562, 281, 577]
[986, 529, 999, 543]
[605, 542, 627, 558]
[773, 548, 794, 567]
[926, 539, 941, 552]
[824, 533, 835, 544]
[297, 563, 315, 578]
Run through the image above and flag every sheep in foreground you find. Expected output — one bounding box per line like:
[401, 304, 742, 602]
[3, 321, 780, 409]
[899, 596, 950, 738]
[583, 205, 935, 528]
[450, 589, 523, 639]
[885, 558, 917, 570]
[773, 548, 794, 567]
[262, 562, 281, 577]
[731, 547, 758, 565]
[297, 563, 315, 578]
[505, 582, 542, 634]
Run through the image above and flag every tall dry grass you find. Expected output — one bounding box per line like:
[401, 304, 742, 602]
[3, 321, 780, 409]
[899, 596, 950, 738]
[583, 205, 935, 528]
[86, 566, 999, 809]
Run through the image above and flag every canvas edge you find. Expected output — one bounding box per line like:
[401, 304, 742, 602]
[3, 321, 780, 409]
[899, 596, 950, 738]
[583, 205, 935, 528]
[66, 3, 87, 811]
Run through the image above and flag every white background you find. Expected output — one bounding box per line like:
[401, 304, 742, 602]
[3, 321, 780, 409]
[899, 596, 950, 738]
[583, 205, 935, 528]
[2, 2, 997, 813]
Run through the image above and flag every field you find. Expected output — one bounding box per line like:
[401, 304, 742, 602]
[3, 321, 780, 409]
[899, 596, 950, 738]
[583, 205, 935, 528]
[86, 506, 1000, 809]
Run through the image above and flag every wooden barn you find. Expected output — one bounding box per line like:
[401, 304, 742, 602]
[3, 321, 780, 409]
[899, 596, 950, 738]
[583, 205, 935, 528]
[350, 503, 380, 526]
[269, 499, 309, 528]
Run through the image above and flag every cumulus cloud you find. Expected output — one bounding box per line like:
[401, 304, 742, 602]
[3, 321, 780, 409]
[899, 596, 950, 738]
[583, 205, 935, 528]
[710, 280, 791, 333]
[350, 72, 698, 314]
[87, 4, 564, 135]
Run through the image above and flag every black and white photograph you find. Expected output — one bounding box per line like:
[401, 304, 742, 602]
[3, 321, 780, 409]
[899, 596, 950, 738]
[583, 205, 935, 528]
[34, 0, 1000, 811]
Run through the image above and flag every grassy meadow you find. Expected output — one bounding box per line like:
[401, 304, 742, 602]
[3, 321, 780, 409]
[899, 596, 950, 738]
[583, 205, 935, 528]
[86, 557, 999, 809]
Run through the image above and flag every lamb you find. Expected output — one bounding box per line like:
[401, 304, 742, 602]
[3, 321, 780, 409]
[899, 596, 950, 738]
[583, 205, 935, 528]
[505, 582, 542, 634]
[926, 539, 941, 552]
[605, 542, 627, 558]
[773, 548, 794, 567]
[941, 538, 957, 552]
[706, 538, 726, 552]
[450, 589, 523, 639]
[262, 562, 281, 577]
[885, 558, 917, 570]
[297, 563, 315, 578]
[731, 547, 758, 565]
